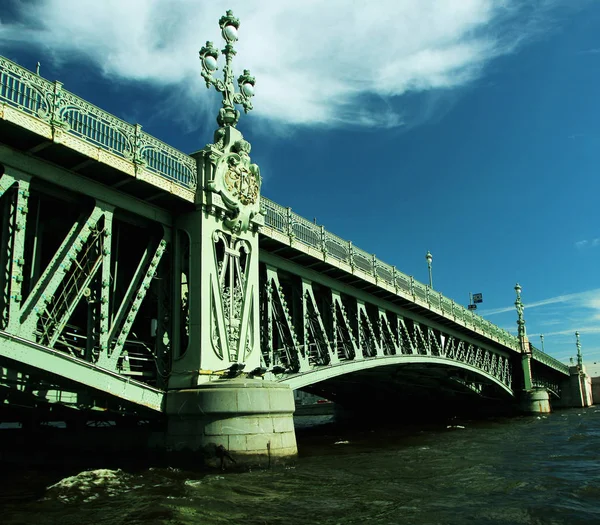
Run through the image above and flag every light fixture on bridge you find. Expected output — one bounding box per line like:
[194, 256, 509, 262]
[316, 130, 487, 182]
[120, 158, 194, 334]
[199, 10, 256, 128]
[514, 282, 527, 342]
[200, 42, 219, 72]
[425, 251, 433, 288]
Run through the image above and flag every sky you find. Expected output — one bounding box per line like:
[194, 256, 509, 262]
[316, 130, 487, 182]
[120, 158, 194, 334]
[1, 0, 600, 365]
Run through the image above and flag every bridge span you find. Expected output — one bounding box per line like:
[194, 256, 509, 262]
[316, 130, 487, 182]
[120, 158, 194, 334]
[0, 13, 593, 466]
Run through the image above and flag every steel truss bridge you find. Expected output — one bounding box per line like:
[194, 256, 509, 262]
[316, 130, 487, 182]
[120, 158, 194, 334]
[0, 56, 570, 425]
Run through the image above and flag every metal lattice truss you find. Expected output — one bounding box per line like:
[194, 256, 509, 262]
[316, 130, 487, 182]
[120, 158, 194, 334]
[262, 264, 513, 392]
[0, 170, 171, 387]
[532, 378, 561, 398]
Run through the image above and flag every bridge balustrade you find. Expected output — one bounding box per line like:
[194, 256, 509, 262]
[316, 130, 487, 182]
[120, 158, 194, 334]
[0, 56, 196, 190]
[260, 196, 529, 358]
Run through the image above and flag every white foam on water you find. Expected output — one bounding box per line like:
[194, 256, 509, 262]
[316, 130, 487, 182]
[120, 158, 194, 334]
[45, 469, 132, 502]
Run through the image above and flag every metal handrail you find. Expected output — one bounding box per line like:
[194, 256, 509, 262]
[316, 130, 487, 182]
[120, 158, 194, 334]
[261, 196, 567, 374]
[0, 56, 196, 190]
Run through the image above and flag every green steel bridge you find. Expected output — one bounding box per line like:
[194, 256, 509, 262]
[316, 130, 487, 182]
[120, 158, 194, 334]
[0, 31, 589, 462]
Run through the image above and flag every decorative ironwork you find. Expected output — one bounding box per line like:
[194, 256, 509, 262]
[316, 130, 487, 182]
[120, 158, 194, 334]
[199, 10, 256, 128]
[0, 56, 197, 190]
[530, 346, 569, 375]
[514, 283, 526, 339]
[261, 266, 514, 390]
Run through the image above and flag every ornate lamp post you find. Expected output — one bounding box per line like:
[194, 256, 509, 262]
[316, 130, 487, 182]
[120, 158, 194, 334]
[576, 330, 582, 368]
[540, 333, 544, 352]
[515, 282, 533, 391]
[514, 283, 526, 340]
[425, 251, 433, 288]
[199, 10, 256, 128]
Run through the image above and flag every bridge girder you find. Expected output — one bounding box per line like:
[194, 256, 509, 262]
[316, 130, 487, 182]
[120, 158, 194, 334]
[260, 255, 513, 397]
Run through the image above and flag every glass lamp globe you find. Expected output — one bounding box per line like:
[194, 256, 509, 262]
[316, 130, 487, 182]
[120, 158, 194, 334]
[223, 25, 238, 41]
[204, 55, 218, 71]
[242, 82, 254, 97]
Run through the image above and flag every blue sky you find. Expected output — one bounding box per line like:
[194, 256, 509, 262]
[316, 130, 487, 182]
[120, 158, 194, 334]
[1, 0, 600, 364]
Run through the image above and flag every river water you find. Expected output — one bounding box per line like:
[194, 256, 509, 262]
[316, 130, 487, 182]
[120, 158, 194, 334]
[1, 408, 600, 524]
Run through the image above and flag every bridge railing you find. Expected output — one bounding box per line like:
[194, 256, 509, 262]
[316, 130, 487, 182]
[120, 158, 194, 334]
[261, 195, 524, 353]
[0, 56, 196, 190]
[530, 345, 570, 375]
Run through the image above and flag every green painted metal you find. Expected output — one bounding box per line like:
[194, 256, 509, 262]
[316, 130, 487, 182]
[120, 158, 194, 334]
[44, 207, 113, 349]
[199, 10, 256, 128]
[260, 252, 513, 390]
[0, 147, 174, 226]
[0, 329, 164, 411]
[97, 237, 167, 371]
[169, 126, 263, 388]
[281, 341, 514, 397]
[0, 171, 30, 331]
[514, 283, 526, 340]
[576, 330, 582, 367]
[515, 282, 533, 390]
[530, 345, 569, 375]
[0, 56, 196, 190]
[18, 204, 108, 336]
[260, 197, 521, 349]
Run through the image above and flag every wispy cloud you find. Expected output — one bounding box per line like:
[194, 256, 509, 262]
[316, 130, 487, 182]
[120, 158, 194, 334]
[0, 0, 576, 129]
[481, 287, 600, 362]
[480, 289, 600, 316]
[575, 238, 600, 249]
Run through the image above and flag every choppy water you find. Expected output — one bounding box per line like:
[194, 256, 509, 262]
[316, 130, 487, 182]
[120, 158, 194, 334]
[2, 408, 600, 524]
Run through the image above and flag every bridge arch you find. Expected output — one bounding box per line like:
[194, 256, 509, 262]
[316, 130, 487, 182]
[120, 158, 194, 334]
[280, 355, 515, 398]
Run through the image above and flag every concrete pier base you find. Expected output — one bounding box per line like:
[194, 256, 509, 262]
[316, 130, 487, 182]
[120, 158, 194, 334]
[520, 388, 551, 414]
[165, 379, 297, 468]
[555, 366, 593, 408]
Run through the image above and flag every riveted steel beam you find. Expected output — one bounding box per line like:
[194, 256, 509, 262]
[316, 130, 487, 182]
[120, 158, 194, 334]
[97, 236, 167, 371]
[0, 329, 164, 411]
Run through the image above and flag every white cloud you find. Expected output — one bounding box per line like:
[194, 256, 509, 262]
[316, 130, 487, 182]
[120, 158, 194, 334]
[0, 0, 571, 128]
[480, 289, 600, 316]
[575, 238, 600, 249]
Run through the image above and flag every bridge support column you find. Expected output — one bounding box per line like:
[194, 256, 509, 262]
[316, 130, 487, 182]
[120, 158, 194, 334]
[555, 366, 593, 408]
[519, 387, 551, 414]
[165, 379, 297, 467]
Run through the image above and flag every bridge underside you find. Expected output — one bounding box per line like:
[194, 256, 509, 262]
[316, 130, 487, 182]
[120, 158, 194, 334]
[291, 360, 515, 420]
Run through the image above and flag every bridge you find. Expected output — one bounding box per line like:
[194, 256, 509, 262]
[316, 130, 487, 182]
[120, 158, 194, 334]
[0, 12, 593, 466]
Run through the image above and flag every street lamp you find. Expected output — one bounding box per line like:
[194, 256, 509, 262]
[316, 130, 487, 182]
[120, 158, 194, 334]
[425, 251, 433, 288]
[575, 331, 582, 367]
[514, 282, 526, 340]
[540, 334, 544, 352]
[199, 10, 256, 128]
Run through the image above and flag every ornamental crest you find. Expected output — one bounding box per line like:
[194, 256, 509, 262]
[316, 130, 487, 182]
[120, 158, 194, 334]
[209, 136, 262, 233]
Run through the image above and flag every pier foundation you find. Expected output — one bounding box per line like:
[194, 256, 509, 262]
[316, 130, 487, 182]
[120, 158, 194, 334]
[520, 388, 551, 414]
[554, 366, 593, 408]
[165, 379, 297, 467]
